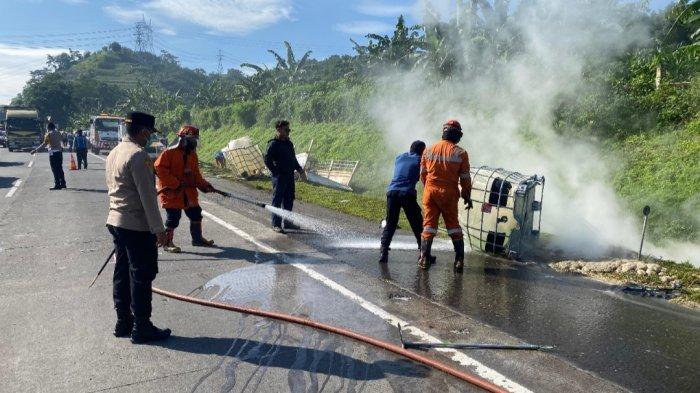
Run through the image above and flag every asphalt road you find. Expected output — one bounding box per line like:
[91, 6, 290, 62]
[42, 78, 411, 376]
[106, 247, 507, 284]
[0, 148, 697, 393]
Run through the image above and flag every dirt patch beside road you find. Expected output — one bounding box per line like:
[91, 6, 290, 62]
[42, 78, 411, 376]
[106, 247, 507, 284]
[550, 259, 700, 309]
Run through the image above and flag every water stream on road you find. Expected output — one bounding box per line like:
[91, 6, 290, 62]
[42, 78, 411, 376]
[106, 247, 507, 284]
[265, 205, 453, 251]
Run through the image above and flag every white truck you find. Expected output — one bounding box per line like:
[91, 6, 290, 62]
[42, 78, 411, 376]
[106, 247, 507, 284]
[88, 114, 124, 155]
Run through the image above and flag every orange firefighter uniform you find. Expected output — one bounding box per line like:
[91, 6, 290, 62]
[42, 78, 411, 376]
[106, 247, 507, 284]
[155, 146, 210, 210]
[154, 125, 214, 252]
[419, 120, 472, 271]
[420, 141, 471, 239]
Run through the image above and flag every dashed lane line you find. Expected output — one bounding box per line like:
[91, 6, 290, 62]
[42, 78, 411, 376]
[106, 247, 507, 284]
[201, 209, 530, 393]
[91, 147, 528, 391]
[5, 179, 22, 198]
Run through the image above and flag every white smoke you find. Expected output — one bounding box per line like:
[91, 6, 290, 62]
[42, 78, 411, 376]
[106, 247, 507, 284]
[369, 0, 699, 265]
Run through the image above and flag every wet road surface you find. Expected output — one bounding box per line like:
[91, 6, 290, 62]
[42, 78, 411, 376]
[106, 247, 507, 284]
[1, 148, 697, 392]
[203, 175, 700, 393]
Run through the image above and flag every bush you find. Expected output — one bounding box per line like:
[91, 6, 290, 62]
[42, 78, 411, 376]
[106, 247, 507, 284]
[232, 101, 257, 128]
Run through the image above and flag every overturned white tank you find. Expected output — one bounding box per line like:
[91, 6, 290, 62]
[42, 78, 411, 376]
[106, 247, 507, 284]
[458, 166, 544, 259]
[221, 137, 269, 179]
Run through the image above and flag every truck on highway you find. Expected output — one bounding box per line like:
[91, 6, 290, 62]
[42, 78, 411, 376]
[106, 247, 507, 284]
[3, 107, 43, 152]
[88, 114, 124, 155]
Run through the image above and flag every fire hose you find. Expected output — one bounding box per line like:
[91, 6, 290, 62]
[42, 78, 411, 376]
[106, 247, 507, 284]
[151, 286, 509, 393]
[92, 190, 510, 392]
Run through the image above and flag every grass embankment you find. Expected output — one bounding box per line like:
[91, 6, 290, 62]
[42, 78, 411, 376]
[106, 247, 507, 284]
[197, 121, 392, 197]
[614, 119, 700, 242]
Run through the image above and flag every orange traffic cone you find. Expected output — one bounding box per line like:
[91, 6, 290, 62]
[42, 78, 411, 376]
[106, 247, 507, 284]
[69, 154, 77, 170]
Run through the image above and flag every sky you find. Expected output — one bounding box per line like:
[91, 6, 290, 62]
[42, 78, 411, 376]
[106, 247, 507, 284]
[0, 0, 678, 104]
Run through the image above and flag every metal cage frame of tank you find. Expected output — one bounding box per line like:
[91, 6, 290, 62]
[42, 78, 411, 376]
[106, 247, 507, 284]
[222, 145, 269, 179]
[462, 166, 545, 258]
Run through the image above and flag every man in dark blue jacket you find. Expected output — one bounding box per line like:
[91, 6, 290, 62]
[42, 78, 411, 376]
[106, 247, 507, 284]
[379, 140, 431, 263]
[73, 129, 89, 169]
[264, 120, 307, 233]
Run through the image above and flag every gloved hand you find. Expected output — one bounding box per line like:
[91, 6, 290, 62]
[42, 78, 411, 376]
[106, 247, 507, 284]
[464, 198, 474, 210]
[298, 170, 308, 182]
[462, 190, 473, 210]
[201, 184, 215, 193]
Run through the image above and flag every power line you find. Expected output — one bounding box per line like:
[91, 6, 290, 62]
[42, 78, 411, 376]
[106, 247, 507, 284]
[0, 27, 134, 39]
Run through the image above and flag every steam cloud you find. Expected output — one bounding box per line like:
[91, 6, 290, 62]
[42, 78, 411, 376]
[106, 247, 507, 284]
[369, 0, 700, 265]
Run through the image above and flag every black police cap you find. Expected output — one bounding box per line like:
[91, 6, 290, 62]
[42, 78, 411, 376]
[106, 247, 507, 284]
[125, 112, 160, 133]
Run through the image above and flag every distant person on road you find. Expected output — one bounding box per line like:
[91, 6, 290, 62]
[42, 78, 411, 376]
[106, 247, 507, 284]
[419, 120, 472, 273]
[73, 129, 88, 170]
[264, 120, 307, 234]
[30, 122, 66, 190]
[214, 149, 226, 168]
[105, 111, 170, 344]
[154, 125, 216, 253]
[379, 140, 434, 264]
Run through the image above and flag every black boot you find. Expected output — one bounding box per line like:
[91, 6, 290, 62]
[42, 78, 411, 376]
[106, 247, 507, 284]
[378, 246, 389, 263]
[453, 239, 465, 273]
[283, 220, 301, 230]
[418, 238, 433, 270]
[190, 221, 215, 247]
[113, 311, 133, 338]
[130, 319, 171, 344]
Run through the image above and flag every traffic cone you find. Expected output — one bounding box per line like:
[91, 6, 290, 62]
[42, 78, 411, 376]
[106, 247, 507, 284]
[69, 154, 77, 170]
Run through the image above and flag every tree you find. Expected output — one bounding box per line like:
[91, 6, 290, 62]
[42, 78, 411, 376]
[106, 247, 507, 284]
[14, 73, 73, 126]
[267, 41, 312, 84]
[361, 15, 425, 69]
[236, 64, 275, 100]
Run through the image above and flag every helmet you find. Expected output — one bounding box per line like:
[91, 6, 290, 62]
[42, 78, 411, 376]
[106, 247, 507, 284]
[443, 119, 462, 131]
[177, 125, 199, 138]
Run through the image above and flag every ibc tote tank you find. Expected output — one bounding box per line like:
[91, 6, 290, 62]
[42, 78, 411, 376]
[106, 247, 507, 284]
[458, 166, 545, 259]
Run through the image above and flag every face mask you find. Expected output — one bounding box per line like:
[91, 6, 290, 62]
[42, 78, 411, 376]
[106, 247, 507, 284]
[184, 137, 198, 151]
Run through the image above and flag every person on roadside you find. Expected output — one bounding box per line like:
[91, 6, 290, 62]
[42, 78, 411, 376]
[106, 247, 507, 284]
[264, 120, 307, 234]
[30, 122, 66, 190]
[154, 125, 216, 253]
[379, 140, 436, 265]
[105, 111, 170, 344]
[419, 120, 473, 273]
[67, 130, 74, 151]
[214, 149, 226, 168]
[73, 129, 88, 170]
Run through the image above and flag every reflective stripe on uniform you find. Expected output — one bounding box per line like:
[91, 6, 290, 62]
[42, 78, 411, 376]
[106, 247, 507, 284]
[447, 228, 463, 235]
[423, 226, 438, 234]
[424, 152, 463, 163]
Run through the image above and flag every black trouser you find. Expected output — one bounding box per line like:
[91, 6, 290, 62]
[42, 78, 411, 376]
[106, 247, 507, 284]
[165, 206, 203, 229]
[271, 173, 295, 227]
[380, 191, 424, 250]
[76, 148, 88, 169]
[108, 225, 158, 319]
[48, 151, 66, 187]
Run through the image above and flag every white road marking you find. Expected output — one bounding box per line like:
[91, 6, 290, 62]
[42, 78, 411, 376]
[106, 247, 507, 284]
[93, 146, 527, 390]
[202, 209, 530, 393]
[5, 179, 22, 198]
[89, 152, 106, 162]
[27, 161, 34, 168]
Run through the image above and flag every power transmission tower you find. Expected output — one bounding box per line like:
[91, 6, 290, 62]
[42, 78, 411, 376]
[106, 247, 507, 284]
[134, 16, 153, 53]
[216, 49, 224, 76]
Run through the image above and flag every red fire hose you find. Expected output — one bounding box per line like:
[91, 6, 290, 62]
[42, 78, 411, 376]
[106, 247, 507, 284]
[152, 286, 509, 393]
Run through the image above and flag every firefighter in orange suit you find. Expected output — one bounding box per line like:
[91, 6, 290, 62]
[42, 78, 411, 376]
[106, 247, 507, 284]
[419, 120, 473, 272]
[154, 125, 215, 253]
